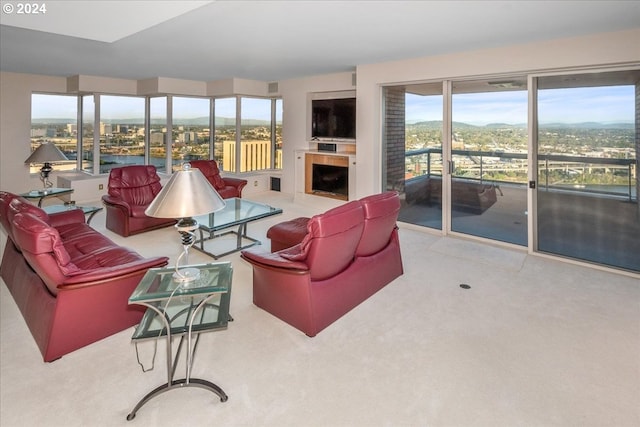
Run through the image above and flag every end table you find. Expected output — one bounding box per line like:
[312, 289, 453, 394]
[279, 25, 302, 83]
[19, 187, 74, 207]
[126, 262, 233, 420]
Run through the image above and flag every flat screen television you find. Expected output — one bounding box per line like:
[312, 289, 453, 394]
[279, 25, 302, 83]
[311, 97, 356, 140]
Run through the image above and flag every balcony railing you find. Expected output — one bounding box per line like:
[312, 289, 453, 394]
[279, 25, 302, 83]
[405, 148, 637, 201]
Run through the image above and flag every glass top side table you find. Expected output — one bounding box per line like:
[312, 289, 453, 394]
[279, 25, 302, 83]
[19, 187, 74, 207]
[126, 262, 233, 421]
[42, 204, 103, 224]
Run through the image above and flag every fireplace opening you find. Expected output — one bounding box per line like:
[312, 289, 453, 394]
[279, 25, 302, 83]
[312, 164, 348, 198]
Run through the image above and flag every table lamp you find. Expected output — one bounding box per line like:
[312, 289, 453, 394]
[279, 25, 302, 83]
[24, 141, 69, 190]
[145, 163, 226, 283]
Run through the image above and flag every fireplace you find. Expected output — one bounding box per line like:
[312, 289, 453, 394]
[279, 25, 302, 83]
[305, 153, 350, 201]
[312, 164, 348, 198]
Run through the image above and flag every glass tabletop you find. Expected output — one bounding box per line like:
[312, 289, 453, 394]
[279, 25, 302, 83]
[20, 188, 74, 198]
[130, 262, 232, 303]
[129, 262, 233, 340]
[42, 205, 102, 215]
[194, 197, 283, 232]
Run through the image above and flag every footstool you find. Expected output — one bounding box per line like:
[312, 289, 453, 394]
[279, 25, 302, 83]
[266, 217, 310, 252]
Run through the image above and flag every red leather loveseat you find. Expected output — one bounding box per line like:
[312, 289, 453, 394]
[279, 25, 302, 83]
[241, 191, 403, 337]
[0, 191, 168, 362]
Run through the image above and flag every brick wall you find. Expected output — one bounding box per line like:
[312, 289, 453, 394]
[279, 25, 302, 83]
[384, 86, 406, 191]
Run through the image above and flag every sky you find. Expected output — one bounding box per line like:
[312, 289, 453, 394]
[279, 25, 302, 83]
[31, 95, 276, 121]
[405, 85, 635, 125]
[33, 86, 634, 125]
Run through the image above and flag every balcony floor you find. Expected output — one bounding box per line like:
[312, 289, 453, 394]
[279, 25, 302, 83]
[398, 183, 640, 272]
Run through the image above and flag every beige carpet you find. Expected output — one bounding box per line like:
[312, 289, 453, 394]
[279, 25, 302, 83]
[1, 191, 639, 427]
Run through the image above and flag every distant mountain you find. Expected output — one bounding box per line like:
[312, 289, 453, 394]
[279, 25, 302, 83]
[484, 123, 526, 129]
[407, 120, 443, 127]
[407, 120, 633, 130]
[539, 122, 634, 129]
[32, 118, 74, 125]
[32, 117, 632, 130]
[410, 120, 481, 129]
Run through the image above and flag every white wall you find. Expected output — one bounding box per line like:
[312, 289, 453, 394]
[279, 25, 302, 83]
[0, 72, 68, 193]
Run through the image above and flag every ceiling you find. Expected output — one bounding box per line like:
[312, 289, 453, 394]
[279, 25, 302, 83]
[1, 1, 639, 83]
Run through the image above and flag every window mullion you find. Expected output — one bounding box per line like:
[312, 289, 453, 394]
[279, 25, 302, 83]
[235, 96, 241, 173]
[166, 96, 173, 173]
[93, 94, 100, 174]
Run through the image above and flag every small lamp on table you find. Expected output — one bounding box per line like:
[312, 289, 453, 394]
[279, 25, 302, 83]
[145, 163, 226, 283]
[24, 141, 69, 190]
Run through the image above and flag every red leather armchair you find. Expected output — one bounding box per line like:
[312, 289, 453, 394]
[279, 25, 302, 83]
[241, 192, 403, 336]
[188, 160, 247, 199]
[0, 192, 168, 362]
[101, 165, 176, 237]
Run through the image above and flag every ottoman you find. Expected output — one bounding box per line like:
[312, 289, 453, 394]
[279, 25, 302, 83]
[266, 217, 310, 252]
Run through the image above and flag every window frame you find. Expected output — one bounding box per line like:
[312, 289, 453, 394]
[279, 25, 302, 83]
[30, 92, 282, 176]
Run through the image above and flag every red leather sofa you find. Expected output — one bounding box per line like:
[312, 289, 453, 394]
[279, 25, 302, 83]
[189, 160, 248, 199]
[101, 165, 177, 237]
[241, 191, 403, 336]
[0, 191, 168, 362]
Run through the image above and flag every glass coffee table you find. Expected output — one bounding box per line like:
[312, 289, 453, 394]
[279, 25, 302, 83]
[127, 262, 233, 421]
[193, 197, 283, 259]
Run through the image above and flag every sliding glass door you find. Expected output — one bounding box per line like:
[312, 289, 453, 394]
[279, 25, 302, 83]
[383, 68, 638, 273]
[535, 70, 639, 272]
[450, 78, 529, 245]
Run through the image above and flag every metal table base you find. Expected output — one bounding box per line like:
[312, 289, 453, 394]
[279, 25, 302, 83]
[127, 293, 228, 420]
[126, 338, 228, 420]
[194, 223, 262, 259]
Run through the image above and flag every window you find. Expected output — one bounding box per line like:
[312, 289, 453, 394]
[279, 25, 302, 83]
[172, 96, 211, 171]
[214, 96, 282, 172]
[149, 97, 168, 173]
[98, 95, 145, 173]
[274, 99, 283, 169]
[30, 94, 77, 174]
[30, 92, 281, 177]
[240, 97, 272, 172]
[215, 98, 237, 172]
[80, 95, 95, 173]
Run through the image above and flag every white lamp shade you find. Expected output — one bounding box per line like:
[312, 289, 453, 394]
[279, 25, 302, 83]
[25, 142, 69, 164]
[145, 163, 226, 219]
